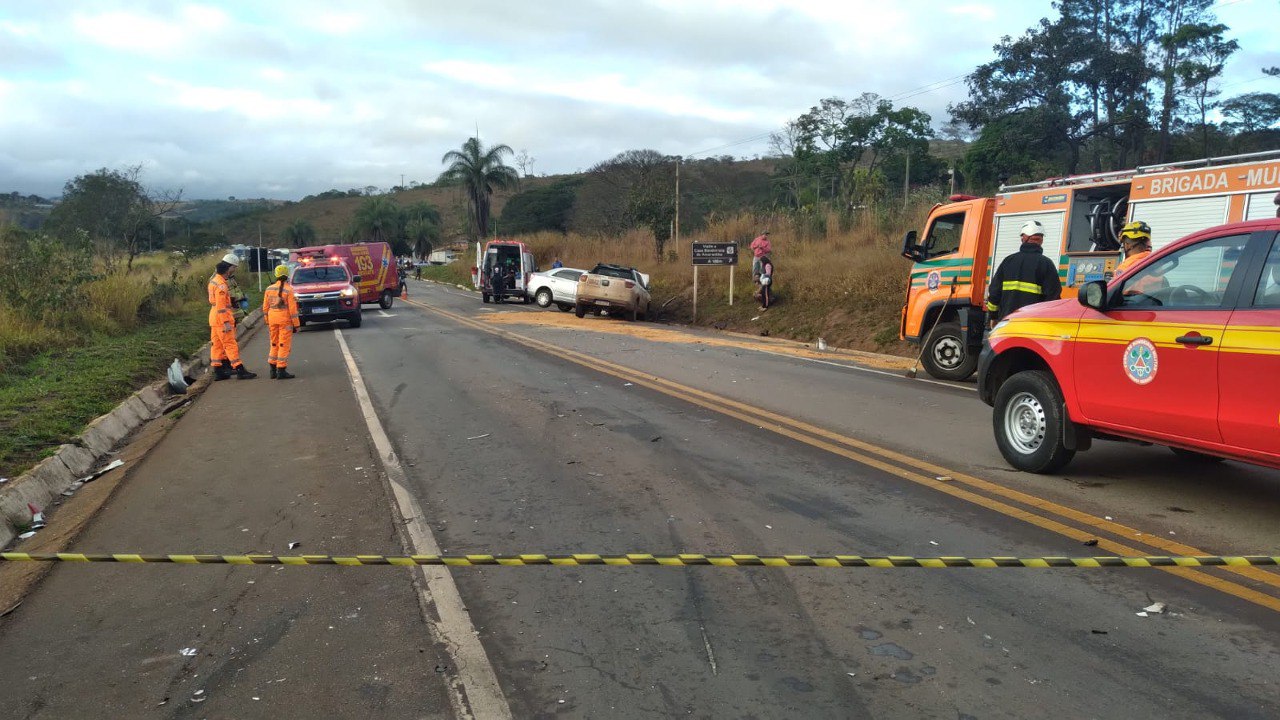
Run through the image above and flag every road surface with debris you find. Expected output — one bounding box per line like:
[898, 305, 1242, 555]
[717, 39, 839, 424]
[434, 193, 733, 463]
[0, 278, 1277, 719]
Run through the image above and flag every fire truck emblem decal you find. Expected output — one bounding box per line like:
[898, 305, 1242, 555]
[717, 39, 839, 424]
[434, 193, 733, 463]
[1124, 338, 1158, 385]
[926, 270, 942, 291]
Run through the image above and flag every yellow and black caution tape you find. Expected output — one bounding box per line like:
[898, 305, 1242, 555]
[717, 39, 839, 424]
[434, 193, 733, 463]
[2, 553, 1279, 568]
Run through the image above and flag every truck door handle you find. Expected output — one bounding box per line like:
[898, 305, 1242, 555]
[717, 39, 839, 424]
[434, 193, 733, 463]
[1175, 334, 1213, 345]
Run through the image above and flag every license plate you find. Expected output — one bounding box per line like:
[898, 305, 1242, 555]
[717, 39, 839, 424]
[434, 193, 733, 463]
[312, 307, 329, 314]
[595, 300, 610, 306]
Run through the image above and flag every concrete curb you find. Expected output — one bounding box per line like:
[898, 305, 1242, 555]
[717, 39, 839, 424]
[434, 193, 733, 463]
[0, 310, 264, 549]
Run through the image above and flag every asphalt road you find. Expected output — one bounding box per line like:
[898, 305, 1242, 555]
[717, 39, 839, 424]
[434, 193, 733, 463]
[343, 281, 1280, 718]
[2, 279, 1278, 719]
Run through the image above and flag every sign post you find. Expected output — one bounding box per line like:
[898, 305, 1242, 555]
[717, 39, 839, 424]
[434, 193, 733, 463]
[691, 242, 739, 319]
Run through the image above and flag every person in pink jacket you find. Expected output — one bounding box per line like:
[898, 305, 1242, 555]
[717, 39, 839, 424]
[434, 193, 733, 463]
[750, 231, 771, 281]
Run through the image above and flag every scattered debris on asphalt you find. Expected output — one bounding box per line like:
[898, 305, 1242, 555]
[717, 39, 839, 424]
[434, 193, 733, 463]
[1143, 602, 1166, 614]
[1104, 516, 1113, 521]
[929, 540, 939, 546]
[288, 542, 301, 550]
[0, 602, 22, 618]
[82, 459, 125, 484]
[28, 504, 46, 530]
[623, 382, 633, 387]
[650, 436, 662, 442]
[466, 433, 491, 441]
[180, 648, 198, 657]
[1083, 539, 1099, 546]
[17, 531, 37, 540]
[935, 475, 953, 482]
[1091, 630, 1108, 634]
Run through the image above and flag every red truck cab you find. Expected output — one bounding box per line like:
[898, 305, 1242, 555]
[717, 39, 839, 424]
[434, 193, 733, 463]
[289, 260, 363, 328]
[291, 243, 399, 309]
[978, 219, 1280, 473]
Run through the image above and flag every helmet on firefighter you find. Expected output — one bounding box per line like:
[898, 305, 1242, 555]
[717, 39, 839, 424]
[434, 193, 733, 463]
[274, 264, 289, 279]
[1119, 221, 1151, 245]
[221, 252, 241, 265]
[1019, 220, 1045, 237]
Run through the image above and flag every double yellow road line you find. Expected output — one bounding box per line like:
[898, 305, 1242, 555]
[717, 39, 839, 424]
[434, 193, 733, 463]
[408, 299, 1280, 613]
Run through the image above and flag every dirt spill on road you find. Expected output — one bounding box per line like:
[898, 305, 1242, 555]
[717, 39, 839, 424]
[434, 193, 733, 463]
[478, 311, 913, 370]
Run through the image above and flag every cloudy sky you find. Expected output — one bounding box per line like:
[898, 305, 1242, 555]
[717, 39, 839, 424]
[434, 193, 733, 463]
[1, 0, 1275, 200]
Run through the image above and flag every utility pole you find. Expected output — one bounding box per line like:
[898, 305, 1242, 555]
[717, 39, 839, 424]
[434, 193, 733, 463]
[257, 223, 264, 292]
[903, 154, 911, 210]
[674, 157, 681, 256]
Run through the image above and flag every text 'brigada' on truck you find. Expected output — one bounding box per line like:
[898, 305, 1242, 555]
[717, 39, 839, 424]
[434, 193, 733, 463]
[899, 149, 1280, 381]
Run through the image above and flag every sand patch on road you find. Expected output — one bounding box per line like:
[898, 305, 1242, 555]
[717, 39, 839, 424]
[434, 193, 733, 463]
[479, 311, 913, 371]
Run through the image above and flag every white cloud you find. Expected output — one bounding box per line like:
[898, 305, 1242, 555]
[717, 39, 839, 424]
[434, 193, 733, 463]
[146, 75, 335, 121]
[948, 4, 999, 22]
[70, 11, 185, 55]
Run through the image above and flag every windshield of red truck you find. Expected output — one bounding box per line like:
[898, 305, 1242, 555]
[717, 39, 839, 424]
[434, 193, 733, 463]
[293, 266, 349, 284]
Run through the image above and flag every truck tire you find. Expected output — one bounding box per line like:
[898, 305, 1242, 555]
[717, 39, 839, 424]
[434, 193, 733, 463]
[993, 370, 1075, 474]
[557, 303, 573, 312]
[921, 321, 979, 381]
[535, 289, 552, 307]
[1169, 447, 1226, 463]
[574, 303, 586, 318]
[380, 290, 394, 309]
[348, 311, 362, 328]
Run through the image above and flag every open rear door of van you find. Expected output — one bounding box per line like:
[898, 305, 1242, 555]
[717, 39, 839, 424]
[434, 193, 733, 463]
[473, 242, 483, 289]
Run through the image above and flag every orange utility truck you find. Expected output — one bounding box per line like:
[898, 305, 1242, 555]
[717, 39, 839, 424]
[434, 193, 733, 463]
[899, 150, 1280, 380]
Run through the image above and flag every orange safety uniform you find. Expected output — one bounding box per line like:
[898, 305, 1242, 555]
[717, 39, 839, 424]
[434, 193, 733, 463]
[208, 272, 243, 369]
[262, 280, 301, 368]
[1117, 248, 1167, 297]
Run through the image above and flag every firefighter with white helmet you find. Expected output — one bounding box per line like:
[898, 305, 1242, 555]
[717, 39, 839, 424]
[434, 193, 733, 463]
[208, 252, 257, 380]
[985, 220, 1062, 323]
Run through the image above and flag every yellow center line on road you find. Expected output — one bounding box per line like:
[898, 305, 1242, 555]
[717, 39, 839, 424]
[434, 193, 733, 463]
[403, 298, 1280, 613]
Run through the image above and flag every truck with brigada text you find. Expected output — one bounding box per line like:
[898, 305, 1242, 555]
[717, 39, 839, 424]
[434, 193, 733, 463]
[899, 149, 1280, 381]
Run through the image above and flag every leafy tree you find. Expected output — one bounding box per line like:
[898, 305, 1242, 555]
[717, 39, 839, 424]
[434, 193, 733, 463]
[45, 165, 181, 270]
[0, 226, 95, 322]
[498, 179, 579, 234]
[1220, 92, 1280, 134]
[589, 150, 677, 259]
[281, 218, 317, 247]
[440, 137, 519, 239]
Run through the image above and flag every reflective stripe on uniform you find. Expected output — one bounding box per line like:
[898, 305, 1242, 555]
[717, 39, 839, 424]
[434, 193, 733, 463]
[1002, 281, 1043, 294]
[986, 301, 999, 312]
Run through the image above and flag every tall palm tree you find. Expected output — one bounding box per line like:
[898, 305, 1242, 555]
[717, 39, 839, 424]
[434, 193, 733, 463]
[281, 218, 317, 247]
[405, 201, 443, 259]
[440, 137, 518, 239]
[348, 197, 404, 246]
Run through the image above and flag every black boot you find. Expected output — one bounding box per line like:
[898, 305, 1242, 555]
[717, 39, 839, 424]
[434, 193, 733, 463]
[276, 367, 295, 380]
[213, 364, 231, 381]
[269, 364, 278, 379]
[234, 365, 258, 379]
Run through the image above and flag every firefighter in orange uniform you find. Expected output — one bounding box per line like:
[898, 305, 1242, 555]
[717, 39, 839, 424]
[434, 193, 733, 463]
[262, 264, 301, 379]
[1116, 221, 1168, 300]
[209, 253, 257, 380]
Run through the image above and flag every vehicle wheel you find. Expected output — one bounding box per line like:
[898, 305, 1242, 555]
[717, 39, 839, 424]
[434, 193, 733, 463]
[557, 303, 573, 312]
[993, 370, 1075, 474]
[379, 290, 394, 309]
[522, 293, 531, 304]
[482, 293, 490, 303]
[1170, 447, 1226, 463]
[921, 321, 979, 381]
[536, 289, 553, 308]
[348, 311, 362, 329]
[574, 303, 586, 318]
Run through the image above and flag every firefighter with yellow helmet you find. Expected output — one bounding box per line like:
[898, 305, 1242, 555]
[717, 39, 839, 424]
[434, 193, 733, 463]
[262, 263, 301, 379]
[1116, 221, 1153, 274]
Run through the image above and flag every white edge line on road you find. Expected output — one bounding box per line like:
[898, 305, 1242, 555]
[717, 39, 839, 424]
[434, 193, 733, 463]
[335, 329, 512, 720]
[752, 347, 977, 392]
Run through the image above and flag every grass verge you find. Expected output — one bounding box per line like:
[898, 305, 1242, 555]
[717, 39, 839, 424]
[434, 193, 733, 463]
[0, 305, 210, 478]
